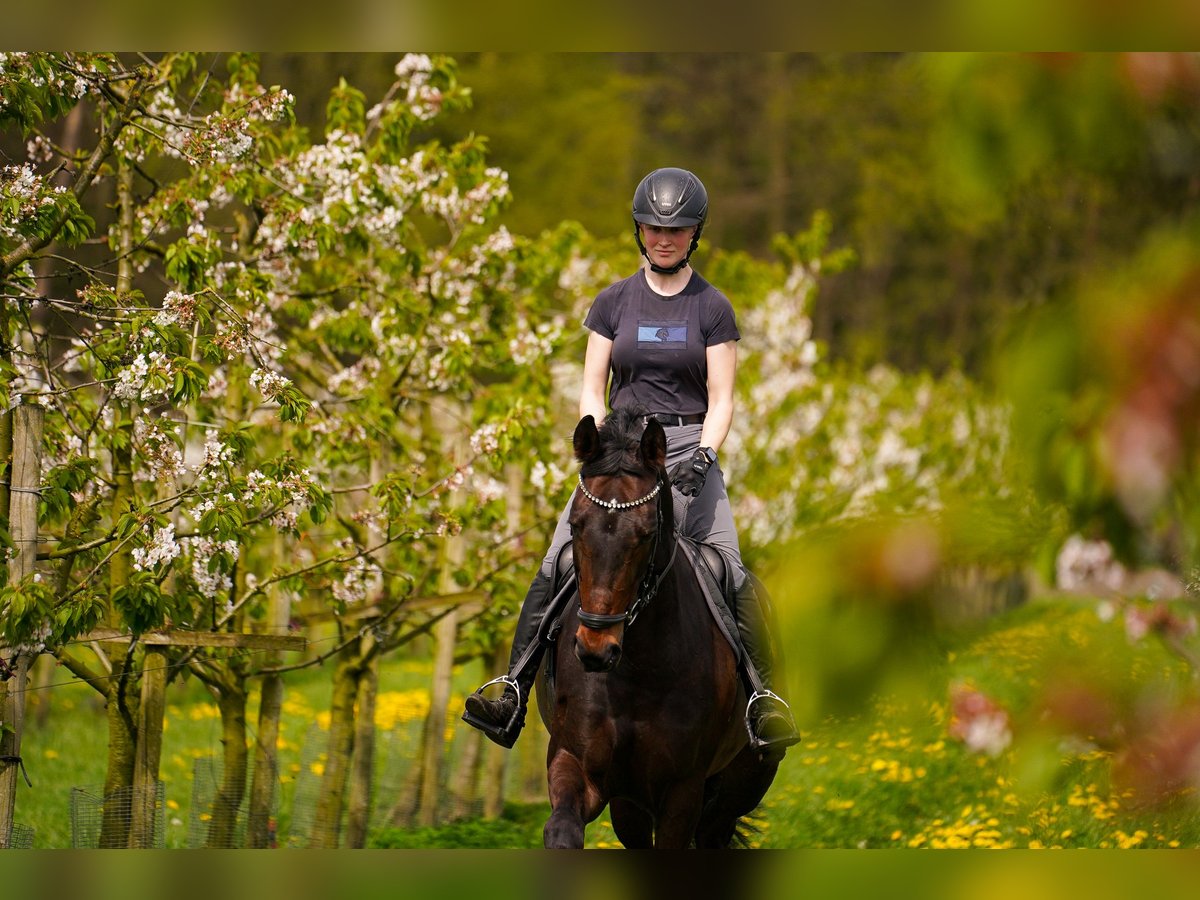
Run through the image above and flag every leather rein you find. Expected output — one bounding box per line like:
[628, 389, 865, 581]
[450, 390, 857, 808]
[574, 473, 678, 631]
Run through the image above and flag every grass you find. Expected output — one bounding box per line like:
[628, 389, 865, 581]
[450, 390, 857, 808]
[12, 595, 1200, 848]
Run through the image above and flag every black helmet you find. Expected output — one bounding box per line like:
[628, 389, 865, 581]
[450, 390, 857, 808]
[632, 167, 708, 275]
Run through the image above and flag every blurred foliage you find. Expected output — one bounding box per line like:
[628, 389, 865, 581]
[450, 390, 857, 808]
[420, 53, 1200, 380]
[998, 226, 1200, 572]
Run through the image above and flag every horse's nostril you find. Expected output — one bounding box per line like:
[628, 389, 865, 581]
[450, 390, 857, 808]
[575, 634, 621, 672]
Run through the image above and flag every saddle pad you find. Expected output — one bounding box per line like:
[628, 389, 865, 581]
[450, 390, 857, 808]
[676, 537, 743, 665]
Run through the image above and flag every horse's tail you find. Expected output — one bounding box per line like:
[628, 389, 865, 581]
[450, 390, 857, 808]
[729, 815, 761, 849]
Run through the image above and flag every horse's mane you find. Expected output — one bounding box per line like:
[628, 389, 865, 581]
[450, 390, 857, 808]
[579, 405, 657, 479]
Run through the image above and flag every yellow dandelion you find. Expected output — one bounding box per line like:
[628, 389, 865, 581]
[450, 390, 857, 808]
[189, 703, 221, 720]
[167, 799, 179, 810]
[282, 698, 312, 716]
[44, 749, 59, 760]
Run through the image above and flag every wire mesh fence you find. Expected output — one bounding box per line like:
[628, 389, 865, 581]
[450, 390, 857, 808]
[2, 823, 35, 849]
[187, 756, 269, 848]
[282, 707, 549, 847]
[38, 671, 553, 847]
[70, 783, 165, 849]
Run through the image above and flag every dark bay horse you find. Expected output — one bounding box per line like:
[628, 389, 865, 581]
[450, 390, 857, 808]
[533, 408, 780, 848]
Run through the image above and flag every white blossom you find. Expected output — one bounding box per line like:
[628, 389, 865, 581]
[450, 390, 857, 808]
[249, 367, 292, 402]
[132, 523, 182, 571]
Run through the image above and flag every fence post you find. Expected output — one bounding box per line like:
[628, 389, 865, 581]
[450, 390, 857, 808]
[1, 405, 44, 848]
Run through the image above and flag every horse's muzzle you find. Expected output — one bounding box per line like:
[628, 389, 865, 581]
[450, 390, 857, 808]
[575, 629, 622, 672]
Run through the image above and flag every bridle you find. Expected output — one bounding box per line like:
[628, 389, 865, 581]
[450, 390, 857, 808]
[574, 472, 677, 631]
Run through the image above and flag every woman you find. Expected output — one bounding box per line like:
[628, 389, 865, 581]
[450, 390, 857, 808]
[463, 167, 799, 759]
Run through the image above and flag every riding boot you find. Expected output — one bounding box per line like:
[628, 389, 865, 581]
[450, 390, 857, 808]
[734, 572, 800, 761]
[462, 570, 554, 748]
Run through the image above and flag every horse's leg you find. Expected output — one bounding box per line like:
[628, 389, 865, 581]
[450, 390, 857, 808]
[695, 745, 779, 848]
[544, 749, 602, 849]
[651, 777, 707, 849]
[609, 798, 653, 849]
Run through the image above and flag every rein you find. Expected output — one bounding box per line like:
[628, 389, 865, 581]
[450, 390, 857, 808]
[575, 473, 677, 631]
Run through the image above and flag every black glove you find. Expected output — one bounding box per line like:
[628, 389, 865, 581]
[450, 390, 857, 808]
[670, 448, 715, 497]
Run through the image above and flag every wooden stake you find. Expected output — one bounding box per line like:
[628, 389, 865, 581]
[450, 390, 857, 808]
[0, 406, 44, 848]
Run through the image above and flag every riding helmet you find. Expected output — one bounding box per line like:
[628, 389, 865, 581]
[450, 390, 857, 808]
[632, 167, 708, 275]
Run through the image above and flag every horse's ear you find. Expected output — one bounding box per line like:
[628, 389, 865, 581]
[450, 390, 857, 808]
[574, 415, 600, 462]
[640, 418, 667, 470]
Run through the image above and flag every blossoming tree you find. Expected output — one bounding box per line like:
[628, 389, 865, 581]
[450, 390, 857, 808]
[1, 52, 597, 846]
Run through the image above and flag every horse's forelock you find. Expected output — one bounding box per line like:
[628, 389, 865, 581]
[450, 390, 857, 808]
[580, 406, 656, 479]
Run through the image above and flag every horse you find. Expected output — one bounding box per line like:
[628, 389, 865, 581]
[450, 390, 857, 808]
[533, 407, 780, 849]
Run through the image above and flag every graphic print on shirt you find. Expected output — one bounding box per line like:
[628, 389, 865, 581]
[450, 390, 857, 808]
[637, 319, 688, 351]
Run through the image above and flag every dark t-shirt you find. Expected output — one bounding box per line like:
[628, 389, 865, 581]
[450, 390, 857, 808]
[583, 269, 740, 416]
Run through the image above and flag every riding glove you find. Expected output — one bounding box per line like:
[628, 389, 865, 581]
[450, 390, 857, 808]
[670, 447, 716, 497]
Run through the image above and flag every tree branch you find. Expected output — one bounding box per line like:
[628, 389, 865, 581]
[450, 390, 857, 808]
[1, 68, 155, 279]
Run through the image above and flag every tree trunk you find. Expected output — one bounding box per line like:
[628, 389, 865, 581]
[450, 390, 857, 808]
[99, 156, 139, 850]
[205, 683, 248, 848]
[246, 538, 289, 848]
[98, 662, 138, 848]
[450, 704, 483, 818]
[307, 646, 362, 848]
[344, 647, 378, 848]
[480, 641, 511, 819]
[417, 607, 458, 826]
[27, 654, 54, 730]
[0, 405, 42, 847]
[765, 52, 790, 241]
[246, 672, 283, 848]
[128, 645, 166, 848]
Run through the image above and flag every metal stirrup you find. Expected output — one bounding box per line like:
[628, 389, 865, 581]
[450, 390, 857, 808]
[475, 674, 521, 702]
[745, 689, 789, 728]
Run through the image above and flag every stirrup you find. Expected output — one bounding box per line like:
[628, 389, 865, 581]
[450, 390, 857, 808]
[745, 690, 799, 757]
[462, 675, 526, 749]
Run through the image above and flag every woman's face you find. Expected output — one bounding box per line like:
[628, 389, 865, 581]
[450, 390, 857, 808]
[639, 224, 695, 269]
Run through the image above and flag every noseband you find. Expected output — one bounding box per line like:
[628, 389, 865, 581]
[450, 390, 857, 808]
[575, 473, 677, 631]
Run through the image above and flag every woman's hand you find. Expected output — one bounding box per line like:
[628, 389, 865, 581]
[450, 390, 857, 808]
[670, 448, 714, 497]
